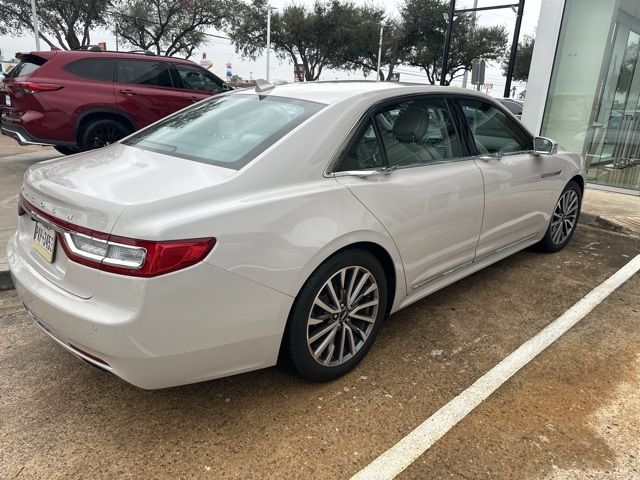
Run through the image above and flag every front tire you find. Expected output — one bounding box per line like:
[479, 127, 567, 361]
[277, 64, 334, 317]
[286, 249, 388, 382]
[53, 145, 79, 155]
[537, 180, 582, 252]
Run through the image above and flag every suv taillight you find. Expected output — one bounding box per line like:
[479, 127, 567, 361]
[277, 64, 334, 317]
[14, 82, 63, 94]
[21, 195, 216, 277]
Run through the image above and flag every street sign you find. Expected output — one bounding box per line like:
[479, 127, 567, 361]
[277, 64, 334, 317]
[471, 59, 486, 86]
[294, 64, 304, 82]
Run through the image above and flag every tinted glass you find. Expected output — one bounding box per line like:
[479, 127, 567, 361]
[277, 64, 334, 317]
[118, 60, 172, 88]
[6, 61, 41, 78]
[337, 120, 383, 171]
[175, 64, 222, 92]
[459, 98, 531, 155]
[501, 100, 523, 115]
[376, 98, 463, 167]
[124, 94, 324, 170]
[64, 59, 114, 81]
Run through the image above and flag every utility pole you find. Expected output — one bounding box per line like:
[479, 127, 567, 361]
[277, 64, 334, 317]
[440, 0, 456, 86]
[461, 0, 478, 89]
[115, 24, 119, 52]
[376, 25, 384, 82]
[30, 0, 41, 51]
[504, 0, 525, 98]
[266, 3, 272, 82]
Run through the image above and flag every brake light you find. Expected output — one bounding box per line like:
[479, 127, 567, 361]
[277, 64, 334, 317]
[18, 202, 26, 216]
[14, 82, 63, 94]
[20, 195, 216, 277]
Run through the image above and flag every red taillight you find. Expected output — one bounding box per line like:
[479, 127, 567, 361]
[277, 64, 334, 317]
[18, 202, 26, 216]
[14, 82, 64, 93]
[20, 195, 216, 277]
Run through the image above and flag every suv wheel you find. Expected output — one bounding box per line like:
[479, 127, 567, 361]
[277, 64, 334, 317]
[80, 118, 130, 149]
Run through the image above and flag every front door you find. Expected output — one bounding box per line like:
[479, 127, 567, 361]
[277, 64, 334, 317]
[457, 97, 563, 260]
[334, 97, 485, 291]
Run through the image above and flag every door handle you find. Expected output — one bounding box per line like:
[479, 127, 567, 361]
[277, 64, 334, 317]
[477, 155, 494, 162]
[188, 96, 200, 103]
[119, 89, 138, 96]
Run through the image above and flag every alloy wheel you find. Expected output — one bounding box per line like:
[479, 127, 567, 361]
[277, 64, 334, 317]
[90, 125, 125, 148]
[306, 266, 379, 367]
[550, 189, 579, 245]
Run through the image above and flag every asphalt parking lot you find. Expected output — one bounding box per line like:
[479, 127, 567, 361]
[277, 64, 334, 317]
[1, 224, 639, 479]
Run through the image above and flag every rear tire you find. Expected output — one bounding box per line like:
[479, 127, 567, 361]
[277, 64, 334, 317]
[537, 180, 582, 253]
[286, 249, 388, 382]
[80, 118, 130, 150]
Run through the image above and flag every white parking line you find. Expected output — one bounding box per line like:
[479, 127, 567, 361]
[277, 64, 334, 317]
[351, 254, 640, 480]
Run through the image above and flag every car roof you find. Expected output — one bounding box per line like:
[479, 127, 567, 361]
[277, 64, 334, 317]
[19, 50, 198, 66]
[231, 80, 496, 106]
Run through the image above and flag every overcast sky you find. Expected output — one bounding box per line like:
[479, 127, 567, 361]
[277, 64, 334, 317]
[0, 0, 542, 96]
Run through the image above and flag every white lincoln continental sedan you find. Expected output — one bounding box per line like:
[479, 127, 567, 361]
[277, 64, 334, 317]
[8, 81, 585, 388]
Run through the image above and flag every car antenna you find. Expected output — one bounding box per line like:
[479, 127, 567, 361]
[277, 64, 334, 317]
[254, 79, 275, 93]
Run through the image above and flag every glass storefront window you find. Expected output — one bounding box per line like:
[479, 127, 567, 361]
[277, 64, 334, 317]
[542, 0, 640, 192]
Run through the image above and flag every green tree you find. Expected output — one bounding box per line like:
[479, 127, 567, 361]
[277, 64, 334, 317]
[226, 0, 357, 81]
[402, 0, 508, 85]
[112, 0, 228, 57]
[336, 12, 410, 81]
[502, 34, 535, 82]
[0, 0, 110, 49]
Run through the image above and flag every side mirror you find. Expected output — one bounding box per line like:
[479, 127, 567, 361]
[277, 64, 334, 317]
[533, 136, 558, 155]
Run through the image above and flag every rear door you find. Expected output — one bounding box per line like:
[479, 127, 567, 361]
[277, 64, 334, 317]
[335, 96, 485, 291]
[457, 97, 563, 260]
[115, 59, 186, 126]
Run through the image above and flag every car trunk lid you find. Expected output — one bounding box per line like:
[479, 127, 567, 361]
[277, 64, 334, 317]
[18, 143, 236, 298]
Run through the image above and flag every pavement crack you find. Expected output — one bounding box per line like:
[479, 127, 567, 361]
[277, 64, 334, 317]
[12, 466, 25, 478]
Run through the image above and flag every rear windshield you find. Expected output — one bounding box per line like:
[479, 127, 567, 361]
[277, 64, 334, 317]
[124, 94, 324, 170]
[6, 58, 45, 78]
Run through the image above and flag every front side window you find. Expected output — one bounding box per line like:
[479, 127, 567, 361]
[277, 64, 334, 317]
[175, 64, 222, 93]
[117, 60, 173, 88]
[124, 94, 324, 170]
[377, 98, 463, 167]
[64, 59, 114, 82]
[459, 98, 531, 155]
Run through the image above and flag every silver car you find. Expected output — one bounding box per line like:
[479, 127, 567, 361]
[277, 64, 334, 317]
[8, 82, 585, 388]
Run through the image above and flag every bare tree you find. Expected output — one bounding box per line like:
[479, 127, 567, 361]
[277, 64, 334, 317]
[112, 0, 228, 57]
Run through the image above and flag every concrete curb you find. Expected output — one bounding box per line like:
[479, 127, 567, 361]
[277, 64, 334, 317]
[580, 212, 639, 237]
[0, 269, 13, 291]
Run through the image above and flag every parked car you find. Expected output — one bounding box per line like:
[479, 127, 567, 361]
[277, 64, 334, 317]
[1, 49, 231, 155]
[497, 97, 524, 119]
[8, 82, 585, 389]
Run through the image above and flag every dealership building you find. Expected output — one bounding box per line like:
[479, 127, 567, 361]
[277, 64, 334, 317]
[523, 0, 640, 195]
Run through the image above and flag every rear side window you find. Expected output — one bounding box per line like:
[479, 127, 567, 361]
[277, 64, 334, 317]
[124, 94, 325, 170]
[117, 60, 173, 88]
[6, 60, 43, 78]
[64, 59, 114, 82]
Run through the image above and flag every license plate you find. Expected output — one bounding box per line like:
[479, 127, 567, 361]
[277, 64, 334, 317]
[5, 94, 11, 107]
[32, 220, 57, 263]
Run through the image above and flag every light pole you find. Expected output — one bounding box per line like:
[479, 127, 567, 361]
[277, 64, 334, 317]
[440, 0, 456, 86]
[376, 25, 384, 82]
[503, 0, 525, 98]
[266, 3, 273, 82]
[30, 0, 41, 51]
[461, 0, 478, 89]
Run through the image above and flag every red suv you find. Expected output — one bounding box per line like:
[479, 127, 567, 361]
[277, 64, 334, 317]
[1, 49, 231, 154]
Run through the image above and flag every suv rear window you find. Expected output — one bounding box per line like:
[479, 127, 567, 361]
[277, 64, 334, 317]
[124, 94, 325, 170]
[6, 59, 44, 78]
[64, 58, 114, 81]
[117, 60, 173, 88]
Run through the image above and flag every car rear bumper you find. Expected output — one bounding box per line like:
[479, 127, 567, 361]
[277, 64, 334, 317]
[1, 120, 76, 147]
[7, 233, 294, 389]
